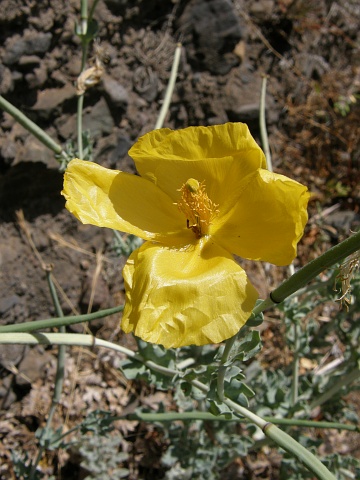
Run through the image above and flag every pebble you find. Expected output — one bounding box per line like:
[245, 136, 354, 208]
[3, 31, 52, 65]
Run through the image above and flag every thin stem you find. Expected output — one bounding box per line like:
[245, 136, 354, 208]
[30, 271, 67, 479]
[80, 0, 88, 36]
[125, 411, 359, 432]
[252, 230, 360, 316]
[77, 0, 90, 159]
[291, 320, 300, 406]
[217, 335, 237, 401]
[88, 0, 100, 21]
[0, 305, 124, 333]
[0, 95, 64, 156]
[46, 271, 66, 402]
[259, 75, 272, 171]
[155, 43, 182, 129]
[264, 423, 336, 480]
[77, 94, 85, 158]
[0, 332, 337, 479]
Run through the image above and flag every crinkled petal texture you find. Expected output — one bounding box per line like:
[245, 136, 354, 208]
[129, 123, 267, 207]
[122, 238, 258, 348]
[212, 169, 310, 266]
[62, 159, 192, 244]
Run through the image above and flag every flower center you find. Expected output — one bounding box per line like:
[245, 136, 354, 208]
[176, 178, 219, 238]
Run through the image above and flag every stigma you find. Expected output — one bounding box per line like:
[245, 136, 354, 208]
[176, 178, 219, 238]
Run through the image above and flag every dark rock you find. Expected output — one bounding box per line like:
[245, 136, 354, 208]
[56, 97, 114, 140]
[109, 135, 132, 167]
[0, 345, 26, 369]
[25, 64, 49, 89]
[18, 55, 41, 66]
[0, 374, 17, 409]
[177, 0, 243, 75]
[327, 210, 360, 235]
[15, 347, 52, 386]
[3, 31, 52, 65]
[32, 84, 76, 114]
[0, 65, 14, 94]
[102, 75, 129, 109]
[0, 295, 21, 315]
[95, 133, 132, 169]
[16, 136, 58, 168]
[133, 65, 159, 102]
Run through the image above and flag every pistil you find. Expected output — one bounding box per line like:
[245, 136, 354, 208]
[176, 178, 219, 238]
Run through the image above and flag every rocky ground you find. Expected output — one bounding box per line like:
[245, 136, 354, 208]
[0, 0, 359, 478]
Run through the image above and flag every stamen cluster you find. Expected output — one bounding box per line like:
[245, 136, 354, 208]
[176, 178, 219, 238]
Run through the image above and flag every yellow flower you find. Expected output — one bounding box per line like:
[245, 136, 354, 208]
[62, 123, 309, 348]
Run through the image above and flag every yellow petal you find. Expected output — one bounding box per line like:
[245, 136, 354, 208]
[213, 169, 310, 265]
[129, 123, 266, 207]
[121, 238, 258, 348]
[62, 159, 191, 244]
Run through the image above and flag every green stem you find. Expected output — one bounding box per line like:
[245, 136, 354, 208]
[77, 0, 90, 159]
[310, 366, 360, 410]
[0, 332, 337, 479]
[291, 320, 300, 406]
[259, 75, 272, 171]
[77, 94, 85, 159]
[125, 411, 359, 432]
[155, 43, 182, 130]
[0, 95, 64, 156]
[0, 305, 124, 333]
[217, 335, 237, 401]
[30, 272, 67, 480]
[252, 230, 360, 316]
[88, 0, 100, 21]
[80, 0, 88, 35]
[264, 423, 336, 480]
[46, 271, 66, 403]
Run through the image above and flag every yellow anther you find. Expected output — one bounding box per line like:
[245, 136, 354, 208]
[176, 178, 219, 238]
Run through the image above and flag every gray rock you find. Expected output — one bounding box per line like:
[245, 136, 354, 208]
[0, 65, 14, 94]
[0, 375, 17, 409]
[32, 84, 76, 113]
[3, 31, 52, 65]
[102, 75, 129, 108]
[15, 347, 52, 386]
[177, 0, 243, 74]
[56, 97, 114, 140]
[0, 345, 26, 370]
[0, 294, 21, 315]
[327, 210, 360, 235]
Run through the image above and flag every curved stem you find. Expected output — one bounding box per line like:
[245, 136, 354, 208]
[259, 75, 272, 171]
[264, 423, 336, 480]
[291, 320, 300, 406]
[0, 95, 64, 156]
[0, 332, 337, 479]
[125, 411, 359, 431]
[155, 43, 182, 130]
[252, 230, 360, 316]
[29, 272, 67, 479]
[0, 305, 124, 333]
[217, 335, 237, 401]
[77, 94, 85, 158]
